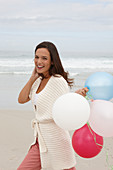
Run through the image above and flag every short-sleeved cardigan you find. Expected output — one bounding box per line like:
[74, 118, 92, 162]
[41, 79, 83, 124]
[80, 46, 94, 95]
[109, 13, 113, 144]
[29, 75, 76, 170]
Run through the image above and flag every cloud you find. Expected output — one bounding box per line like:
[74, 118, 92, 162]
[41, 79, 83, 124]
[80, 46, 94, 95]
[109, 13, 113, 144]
[0, 1, 113, 32]
[97, 0, 113, 2]
[0, 0, 113, 38]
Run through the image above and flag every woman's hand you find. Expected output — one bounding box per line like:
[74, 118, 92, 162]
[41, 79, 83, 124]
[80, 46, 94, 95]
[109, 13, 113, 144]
[75, 87, 89, 97]
[31, 67, 39, 81]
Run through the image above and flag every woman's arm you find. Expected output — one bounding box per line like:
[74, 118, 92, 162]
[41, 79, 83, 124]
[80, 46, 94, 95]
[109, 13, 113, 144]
[18, 67, 39, 104]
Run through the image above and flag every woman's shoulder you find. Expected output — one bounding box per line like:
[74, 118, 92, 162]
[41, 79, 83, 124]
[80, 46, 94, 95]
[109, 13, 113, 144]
[52, 74, 67, 83]
[51, 75, 69, 89]
[50, 75, 69, 93]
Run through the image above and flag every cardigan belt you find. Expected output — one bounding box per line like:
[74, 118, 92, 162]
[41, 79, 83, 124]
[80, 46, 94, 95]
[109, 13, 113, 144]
[32, 118, 54, 153]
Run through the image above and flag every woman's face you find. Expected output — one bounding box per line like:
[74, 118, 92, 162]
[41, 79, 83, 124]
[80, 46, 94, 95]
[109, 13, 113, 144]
[34, 48, 52, 77]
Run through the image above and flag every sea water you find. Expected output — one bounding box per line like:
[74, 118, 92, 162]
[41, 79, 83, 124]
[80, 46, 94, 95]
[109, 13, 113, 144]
[0, 50, 113, 76]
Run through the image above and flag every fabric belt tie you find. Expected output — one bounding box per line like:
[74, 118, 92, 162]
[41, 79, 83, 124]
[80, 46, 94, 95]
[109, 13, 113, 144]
[32, 119, 53, 153]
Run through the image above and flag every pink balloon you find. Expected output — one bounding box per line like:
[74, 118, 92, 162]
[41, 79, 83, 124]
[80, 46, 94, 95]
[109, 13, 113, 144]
[89, 100, 113, 137]
[72, 124, 103, 158]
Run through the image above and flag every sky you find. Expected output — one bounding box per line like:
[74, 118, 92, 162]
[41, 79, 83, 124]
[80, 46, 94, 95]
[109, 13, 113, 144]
[0, 0, 113, 55]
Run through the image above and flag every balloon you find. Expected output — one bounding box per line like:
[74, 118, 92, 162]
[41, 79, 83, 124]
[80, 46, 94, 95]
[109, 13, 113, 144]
[72, 124, 103, 158]
[52, 93, 90, 130]
[89, 100, 113, 137]
[84, 72, 113, 100]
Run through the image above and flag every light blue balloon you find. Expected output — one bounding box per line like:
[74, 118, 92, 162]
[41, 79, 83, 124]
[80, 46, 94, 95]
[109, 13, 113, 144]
[85, 72, 113, 100]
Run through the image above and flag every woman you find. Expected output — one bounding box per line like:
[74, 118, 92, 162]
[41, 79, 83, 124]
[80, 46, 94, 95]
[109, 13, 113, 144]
[17, 41, 88, 170]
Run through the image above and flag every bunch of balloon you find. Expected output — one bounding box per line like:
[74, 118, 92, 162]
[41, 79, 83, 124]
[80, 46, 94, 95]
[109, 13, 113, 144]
[52, 91, 104, 159]
[84, 72, 113, 137]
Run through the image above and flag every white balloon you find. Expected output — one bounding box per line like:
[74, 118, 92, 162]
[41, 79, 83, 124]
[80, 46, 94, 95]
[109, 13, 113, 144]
[89, 100, 113, 137]
[52, 93, 90, 130]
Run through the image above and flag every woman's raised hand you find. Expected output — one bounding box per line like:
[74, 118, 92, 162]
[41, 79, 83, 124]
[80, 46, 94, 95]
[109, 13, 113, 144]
[31, 67, 39, 81]
[75, 87, 89, 97]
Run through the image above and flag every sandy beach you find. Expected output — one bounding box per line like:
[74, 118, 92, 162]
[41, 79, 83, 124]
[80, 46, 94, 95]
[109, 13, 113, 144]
[0, 109, 113, 170]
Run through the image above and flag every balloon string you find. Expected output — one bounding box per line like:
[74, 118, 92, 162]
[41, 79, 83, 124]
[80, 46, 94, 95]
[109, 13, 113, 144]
[85, 91, 94, 102]
[104, 140, 113, 170]
[87, 123, 103, 148]
[87, 123, 113, 170]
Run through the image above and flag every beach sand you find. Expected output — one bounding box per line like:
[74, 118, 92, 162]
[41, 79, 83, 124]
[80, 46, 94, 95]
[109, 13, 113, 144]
[0, 109, 113, 170]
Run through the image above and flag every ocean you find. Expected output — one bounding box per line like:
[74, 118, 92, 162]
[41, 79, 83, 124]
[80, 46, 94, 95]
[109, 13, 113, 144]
[0, 50, 113, 110]
[0, 50, 113, 76]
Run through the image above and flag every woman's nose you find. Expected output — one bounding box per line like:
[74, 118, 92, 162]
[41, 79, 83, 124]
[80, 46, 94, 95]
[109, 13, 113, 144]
[37, 58, 42, 64]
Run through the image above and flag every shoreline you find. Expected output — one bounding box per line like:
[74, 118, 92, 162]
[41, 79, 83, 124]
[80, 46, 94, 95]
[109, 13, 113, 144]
[0, 109, 113, 170]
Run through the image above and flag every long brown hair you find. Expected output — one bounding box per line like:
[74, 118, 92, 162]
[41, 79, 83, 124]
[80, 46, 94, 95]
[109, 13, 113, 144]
[35, 41, 73, 87]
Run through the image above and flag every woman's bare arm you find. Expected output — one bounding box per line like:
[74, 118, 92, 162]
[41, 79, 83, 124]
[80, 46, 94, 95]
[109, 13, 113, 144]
[18, 67, 39, 104]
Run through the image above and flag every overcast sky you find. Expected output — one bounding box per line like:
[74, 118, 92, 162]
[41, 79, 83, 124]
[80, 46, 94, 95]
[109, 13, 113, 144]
[0, 0, 113, 55]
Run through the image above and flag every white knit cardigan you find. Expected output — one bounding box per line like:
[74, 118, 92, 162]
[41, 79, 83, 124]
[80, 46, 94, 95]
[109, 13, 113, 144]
[29, 75, 76, 170]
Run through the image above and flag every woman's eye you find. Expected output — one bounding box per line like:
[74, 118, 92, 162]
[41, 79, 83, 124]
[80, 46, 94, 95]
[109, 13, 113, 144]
[35, 56, 39, 59]
[43, 57, 47, 60]
[35, 56, 47, 60]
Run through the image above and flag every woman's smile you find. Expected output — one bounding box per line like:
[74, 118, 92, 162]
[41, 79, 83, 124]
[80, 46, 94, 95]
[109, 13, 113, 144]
[37, 65, 44, 69]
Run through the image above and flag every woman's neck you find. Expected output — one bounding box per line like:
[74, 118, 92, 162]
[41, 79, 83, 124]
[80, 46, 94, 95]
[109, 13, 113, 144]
[40, 73, 51, 80]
